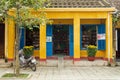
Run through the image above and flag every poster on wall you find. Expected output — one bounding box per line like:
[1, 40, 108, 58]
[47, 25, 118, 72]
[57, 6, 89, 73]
[46, 36, 52, 42]
[97, 34, 105, 40]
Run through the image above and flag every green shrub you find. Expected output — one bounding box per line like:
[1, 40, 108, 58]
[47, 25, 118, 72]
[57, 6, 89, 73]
[87, 45, 97, 57]
[23, 46, 34, 57]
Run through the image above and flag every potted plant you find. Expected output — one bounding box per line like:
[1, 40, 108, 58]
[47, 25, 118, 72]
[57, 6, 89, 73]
[23, 46, 34, 58]
[87, 45, 97, 61]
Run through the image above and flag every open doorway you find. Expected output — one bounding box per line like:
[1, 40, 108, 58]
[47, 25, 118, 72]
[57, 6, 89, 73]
[116, 28, 120, 60]
[53, 25, 69, 57]
[0, 23, 5, 59]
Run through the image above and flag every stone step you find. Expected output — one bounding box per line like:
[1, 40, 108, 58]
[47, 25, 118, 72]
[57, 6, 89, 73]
[37, 60, 58, 67]
[0, 64, 11, 68]
[0, 59, 12, 68]
[64, 60, 108, 67]
[37, 59, 108, 67]
[116, 62, 120, 66]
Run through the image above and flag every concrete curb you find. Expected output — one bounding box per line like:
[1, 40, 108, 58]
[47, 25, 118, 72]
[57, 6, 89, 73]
[0, 63, 12, 68]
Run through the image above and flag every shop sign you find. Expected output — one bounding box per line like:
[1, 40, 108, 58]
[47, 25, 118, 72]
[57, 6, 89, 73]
[46, 36, 52, 42]
[97, 34, 105, 40]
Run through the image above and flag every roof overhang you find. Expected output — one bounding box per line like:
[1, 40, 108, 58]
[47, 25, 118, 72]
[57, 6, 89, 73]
[42, 7, 116, 12]
[9, 7, 116, 13]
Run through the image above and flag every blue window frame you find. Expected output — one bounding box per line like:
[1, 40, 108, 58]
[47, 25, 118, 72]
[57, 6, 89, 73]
[69, 25, 74, 56]
[20, 27, 25, 49]
[46, 24, 53, 56]
[80, 25, 97, 50]
[80, 24, 106, 50]
[97, 24, 106, 50]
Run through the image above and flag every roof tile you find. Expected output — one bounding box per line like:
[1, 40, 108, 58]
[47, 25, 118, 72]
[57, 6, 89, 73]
[107, 0, 120, 10]
[47, 0, 111, 8]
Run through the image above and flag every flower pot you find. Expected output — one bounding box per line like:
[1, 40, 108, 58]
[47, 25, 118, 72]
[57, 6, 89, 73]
[88, 57, 95, 61]
[23, 46, 34, 58]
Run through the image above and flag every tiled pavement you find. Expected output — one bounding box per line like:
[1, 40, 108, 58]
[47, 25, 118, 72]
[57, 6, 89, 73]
[1, 58, 120, 80]
[0, 67, 120, 80]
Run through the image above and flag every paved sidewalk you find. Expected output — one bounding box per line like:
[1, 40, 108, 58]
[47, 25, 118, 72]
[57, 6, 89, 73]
[0, 66, 120, 80]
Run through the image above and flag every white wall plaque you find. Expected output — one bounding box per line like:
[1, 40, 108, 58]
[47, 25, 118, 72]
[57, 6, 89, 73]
[46, 36, 52, 42]
[97, 34, 105, 40]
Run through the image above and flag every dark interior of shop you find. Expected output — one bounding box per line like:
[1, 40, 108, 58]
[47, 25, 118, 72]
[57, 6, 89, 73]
[53, 25, 69, 56]
[117, 28, 120, 60]
[25, 27, 39, 50]
[0, 23, 5, 58]
[81, 25, 97, 49]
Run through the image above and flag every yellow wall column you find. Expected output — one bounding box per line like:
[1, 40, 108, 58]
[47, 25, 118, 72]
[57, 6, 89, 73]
[7, 19, 15, 60]
[73, 16, 80, 61]
[39, 25, 46, 61]
[5, 18, 8, 59]
[105, 13, 113, 62]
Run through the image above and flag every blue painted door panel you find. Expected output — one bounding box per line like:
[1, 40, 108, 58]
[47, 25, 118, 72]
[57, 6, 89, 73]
[69, 25, 74, 56]
[20, 27, 25, 49]
[46, 25, 53, 56]
[98, 24, 106, 50]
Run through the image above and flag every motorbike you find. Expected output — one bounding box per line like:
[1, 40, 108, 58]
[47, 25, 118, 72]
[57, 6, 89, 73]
[19, 49, 37, 71]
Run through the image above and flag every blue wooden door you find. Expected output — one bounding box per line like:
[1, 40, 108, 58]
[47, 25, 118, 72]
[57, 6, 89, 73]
[20, 27, 25, 49]
[98, 24, 106, 50]
[46, 25, 53, 56]
[69, 25, 74, 56]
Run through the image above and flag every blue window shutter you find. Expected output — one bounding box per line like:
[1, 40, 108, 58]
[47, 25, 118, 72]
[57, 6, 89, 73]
[69, 25, 74, 56]
[46, 25, 52, 36]
[46, 25, 53, 56]
[20, 27, 25, 49]
[98, 24, 106, 50]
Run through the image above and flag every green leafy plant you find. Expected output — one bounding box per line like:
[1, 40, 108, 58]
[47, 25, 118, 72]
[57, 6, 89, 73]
[87, 45, 97, 57]
[0, 0, 50, 76]
[23, 46, 34, 58]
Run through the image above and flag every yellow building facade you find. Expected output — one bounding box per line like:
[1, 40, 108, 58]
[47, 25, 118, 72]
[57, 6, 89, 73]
[0, 0, 116, 63]
[3, 7, 115, 63]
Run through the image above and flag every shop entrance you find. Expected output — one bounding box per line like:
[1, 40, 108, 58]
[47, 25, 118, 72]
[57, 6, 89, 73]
[25, 27, 39, 50]
[116, 28, 120, 60]
[0, 23, 5, 58]
[53, 25, 69, 57]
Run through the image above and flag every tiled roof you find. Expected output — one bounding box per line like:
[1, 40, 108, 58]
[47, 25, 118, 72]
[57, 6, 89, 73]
[107, 0, 120, 10]
[48, 0, 111, 8]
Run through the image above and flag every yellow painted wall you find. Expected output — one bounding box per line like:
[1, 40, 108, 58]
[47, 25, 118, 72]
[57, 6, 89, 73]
[33, 19, 106, 58]
[33, 50, 39, 57]
[110, 14, 113, 59]
[51, 19, 105, 24]
[7, 19, 15, 60]
[81, 50, 105, 58]
[39, 25, 46, 60]
[80, 19, 105, 24]
[73, 15, 80, 59]
[6, 8, 114, 60]
[105, 13, 113, 59]
[47, 12, 108, 19]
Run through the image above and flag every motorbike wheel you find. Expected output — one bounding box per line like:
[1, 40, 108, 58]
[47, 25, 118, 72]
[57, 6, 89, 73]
[30, 63, 36, 71]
